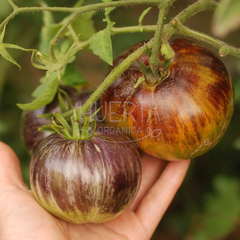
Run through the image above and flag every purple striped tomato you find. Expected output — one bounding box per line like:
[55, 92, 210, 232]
[30, 124, 141, 224]
[101, 38, 234, 160]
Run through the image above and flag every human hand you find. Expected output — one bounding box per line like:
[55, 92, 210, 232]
[0, 141, 190, 240]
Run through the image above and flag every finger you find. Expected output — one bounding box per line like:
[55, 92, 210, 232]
[0, 142, 26, 190]
[135, 159, 191, 237]
[130, 153, 167, 211]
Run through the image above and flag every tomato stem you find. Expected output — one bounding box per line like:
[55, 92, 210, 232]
[172, 18, 240, 58]
[149, 0, 175, 79]
[0, 0, 163, 32]
[61, 0, 220, 119]
[7, 0, 18, 10]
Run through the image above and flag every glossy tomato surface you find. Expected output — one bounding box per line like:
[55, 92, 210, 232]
[30, 124, 141, 224]
[101, 38, 234, 160]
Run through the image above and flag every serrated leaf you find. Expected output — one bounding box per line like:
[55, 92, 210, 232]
[17, 76, 59, 111]
[212, 0, 240, 37]
[89, 24, 113, 65]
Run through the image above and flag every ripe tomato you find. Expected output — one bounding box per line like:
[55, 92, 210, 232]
[30, 124, 141, 224]
[101, 38, 234, 160]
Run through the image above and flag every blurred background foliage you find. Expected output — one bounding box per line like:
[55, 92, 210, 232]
[0, 0, 240, 239]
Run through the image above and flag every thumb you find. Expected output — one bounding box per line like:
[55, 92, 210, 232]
[0, 141, 26, 190]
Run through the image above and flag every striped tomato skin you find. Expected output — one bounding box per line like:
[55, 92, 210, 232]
[30, 125, 141, 224]
[101, 38, 234, 161]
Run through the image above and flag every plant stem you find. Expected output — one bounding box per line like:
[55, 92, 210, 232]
[61, 43, 151, 119]
[163, 0, 218, 39]
[111, 25, 157, 34]
[65, 0, 220, 118]
[0, 0, 161, 31]
[172, 18, 240, 58]
[149, 0, 175, 75]
[7, 0, 18, 10]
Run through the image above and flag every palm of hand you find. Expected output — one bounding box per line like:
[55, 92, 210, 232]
[0, 142, 190, 240]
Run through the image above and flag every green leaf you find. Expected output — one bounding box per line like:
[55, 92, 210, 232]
[31, 73, 58, 99]
[0, 25, 22, 69]
[212, 0, 240, 37]
[3, 43, 30, 52]
[31, 67, 88, 103]
[17, 76, 59, 111]
[61, 67, 88, 87]
[89, 24, 113, 65]
[0, 46, 21, 69]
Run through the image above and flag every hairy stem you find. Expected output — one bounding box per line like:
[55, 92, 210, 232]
[0, 0, 161, 31]
[111, 25, 157, 34]
[62, 0, 220, 118]
[149, 0, 175, 76]
[7, 0, 18, 10]
[62, 43, 150, 119]
[163, 0, 218, 38]
[172, 18, 240, 58]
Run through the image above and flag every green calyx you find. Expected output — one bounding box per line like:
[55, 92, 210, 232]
[39, 109, 97, 141]
[38, 88, 98, 141]
[136, 42, 174, 86]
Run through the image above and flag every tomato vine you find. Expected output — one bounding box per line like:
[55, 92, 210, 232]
[0, 0, 240, 119]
